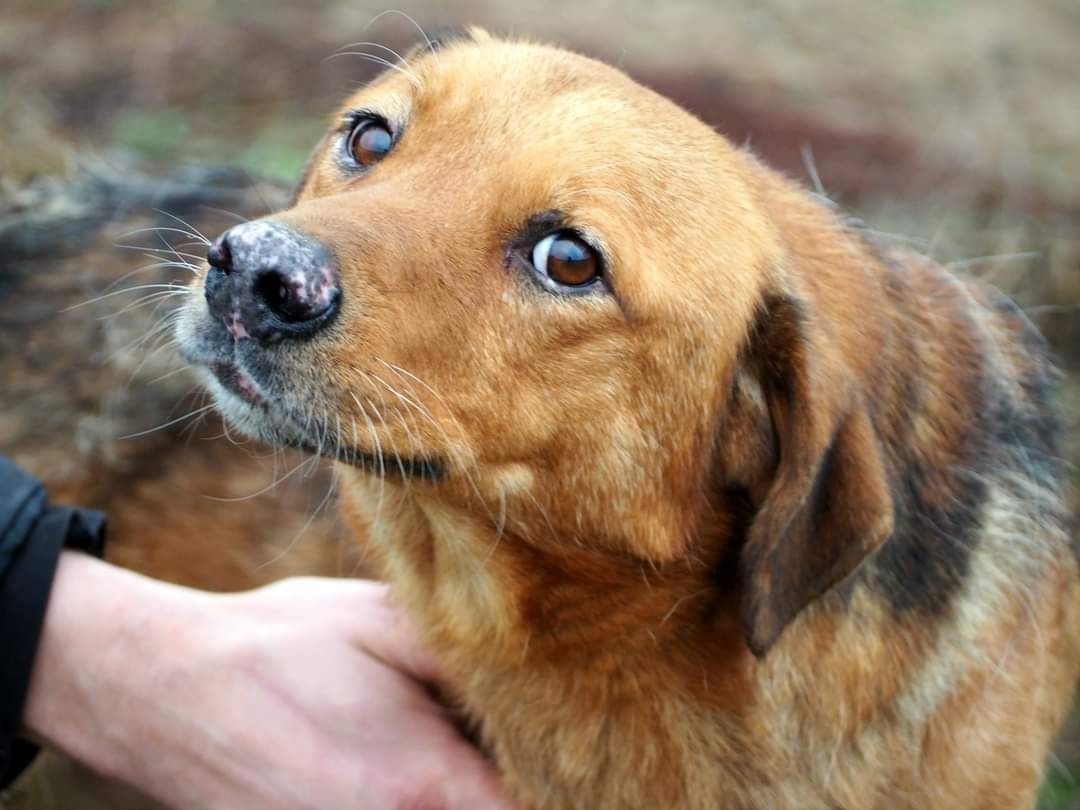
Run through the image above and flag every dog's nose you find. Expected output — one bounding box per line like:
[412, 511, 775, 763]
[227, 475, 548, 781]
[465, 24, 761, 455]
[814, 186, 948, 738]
[204, 221, 340, 342]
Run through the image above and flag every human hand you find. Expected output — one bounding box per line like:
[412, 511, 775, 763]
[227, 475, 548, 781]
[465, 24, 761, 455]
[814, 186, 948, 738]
[23, 554, 512, 810]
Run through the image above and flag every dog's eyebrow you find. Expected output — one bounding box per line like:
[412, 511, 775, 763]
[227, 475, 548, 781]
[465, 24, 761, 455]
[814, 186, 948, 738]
[516, 210, 571, 242]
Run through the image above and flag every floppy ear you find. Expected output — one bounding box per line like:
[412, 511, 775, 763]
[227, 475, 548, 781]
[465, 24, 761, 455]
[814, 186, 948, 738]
[737, 295, 894, 657]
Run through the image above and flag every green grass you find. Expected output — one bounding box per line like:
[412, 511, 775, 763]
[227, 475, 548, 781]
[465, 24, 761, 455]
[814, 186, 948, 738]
[109, 106, 321, 185]
[1039, 767, 1080, 810]
[112, 109, 190, 160]
[229, 118, 322, 184]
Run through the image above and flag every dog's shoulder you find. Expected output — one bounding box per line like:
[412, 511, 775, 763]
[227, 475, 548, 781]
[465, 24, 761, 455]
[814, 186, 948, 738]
[849, 231, 1071, 611]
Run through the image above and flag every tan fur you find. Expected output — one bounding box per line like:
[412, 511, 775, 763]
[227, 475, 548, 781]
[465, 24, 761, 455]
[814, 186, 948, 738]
[180, 31, 1080, 809]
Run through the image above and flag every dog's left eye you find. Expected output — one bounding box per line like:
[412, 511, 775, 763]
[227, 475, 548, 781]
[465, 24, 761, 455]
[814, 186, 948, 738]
[531, 232, 602, 289]
[346, 117, 393, 167]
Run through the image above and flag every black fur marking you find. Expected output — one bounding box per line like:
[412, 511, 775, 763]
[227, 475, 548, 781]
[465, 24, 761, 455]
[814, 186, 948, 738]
[871, 458, 985, 614]
[870, 335, 1065, 613]
[853, 244, 984, 615]
[868, 319, 991, 616]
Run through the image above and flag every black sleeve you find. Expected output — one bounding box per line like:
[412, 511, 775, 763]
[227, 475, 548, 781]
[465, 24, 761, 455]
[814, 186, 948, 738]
[0, 456, 106, 788]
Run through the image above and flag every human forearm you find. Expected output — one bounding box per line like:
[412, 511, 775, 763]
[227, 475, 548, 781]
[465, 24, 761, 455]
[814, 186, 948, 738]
[21, 551, 201, 788]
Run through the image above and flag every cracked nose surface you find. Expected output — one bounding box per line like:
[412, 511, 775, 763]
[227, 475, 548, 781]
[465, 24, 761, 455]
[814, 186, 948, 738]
[204, 220, 340, 343]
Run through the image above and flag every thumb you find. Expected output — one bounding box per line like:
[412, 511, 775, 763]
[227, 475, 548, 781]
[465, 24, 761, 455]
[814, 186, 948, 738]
[346, 580, 445, 684]
[348, 582, 516, 808]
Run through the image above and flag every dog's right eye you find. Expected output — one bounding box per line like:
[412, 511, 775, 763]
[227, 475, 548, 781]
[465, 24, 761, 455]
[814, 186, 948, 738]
[346, 117, 393, 167]
[531, 232, 602, 290]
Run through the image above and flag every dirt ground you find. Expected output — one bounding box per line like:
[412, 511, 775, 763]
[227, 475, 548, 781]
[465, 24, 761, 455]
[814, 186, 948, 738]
[1, 0, 1078, 806]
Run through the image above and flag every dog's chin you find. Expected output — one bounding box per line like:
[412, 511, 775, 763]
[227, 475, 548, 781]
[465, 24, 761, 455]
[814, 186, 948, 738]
[203, 371, 290, 445]
[201, 368, 446, 481]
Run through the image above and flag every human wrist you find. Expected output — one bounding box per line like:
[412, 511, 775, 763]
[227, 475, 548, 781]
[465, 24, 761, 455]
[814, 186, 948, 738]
[21, 552, 206, 786]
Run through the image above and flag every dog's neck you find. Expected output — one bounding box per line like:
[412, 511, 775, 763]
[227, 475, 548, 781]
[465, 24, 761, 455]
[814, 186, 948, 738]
[336, 466, 879, 805]
[337, 469, 753, 671]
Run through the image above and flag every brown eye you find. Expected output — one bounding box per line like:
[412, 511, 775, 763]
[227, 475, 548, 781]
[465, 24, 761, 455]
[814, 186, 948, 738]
[531, 232, 601, 288]
[347, 118, 393, 166]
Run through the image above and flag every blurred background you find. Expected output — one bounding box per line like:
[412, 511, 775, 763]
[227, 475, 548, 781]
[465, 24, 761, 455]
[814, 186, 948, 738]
[1, 0, 1077, 807]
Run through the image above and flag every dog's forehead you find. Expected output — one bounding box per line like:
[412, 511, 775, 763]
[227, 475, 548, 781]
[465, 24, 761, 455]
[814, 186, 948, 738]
[416, 39, 629, 106]
[314, 37, 772, 318]
[339, 38, 675, 158]
[326, 36, 730, 239]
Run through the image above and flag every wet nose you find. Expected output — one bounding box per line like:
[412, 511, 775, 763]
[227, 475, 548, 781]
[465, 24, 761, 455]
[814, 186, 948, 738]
[204, 220, 340, 343]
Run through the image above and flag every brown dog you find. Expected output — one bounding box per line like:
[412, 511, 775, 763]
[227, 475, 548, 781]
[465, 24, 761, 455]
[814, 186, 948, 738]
[177, 29, 1080, 809]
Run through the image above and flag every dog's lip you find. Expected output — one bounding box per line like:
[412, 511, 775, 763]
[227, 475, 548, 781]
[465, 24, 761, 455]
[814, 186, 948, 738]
[207, 360, 268, 409]
[184, 347, 445, 481]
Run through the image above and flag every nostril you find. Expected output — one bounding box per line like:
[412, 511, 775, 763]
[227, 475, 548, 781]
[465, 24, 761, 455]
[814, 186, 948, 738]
[207, 236, 233, 272]
[254, 270, 336, 324]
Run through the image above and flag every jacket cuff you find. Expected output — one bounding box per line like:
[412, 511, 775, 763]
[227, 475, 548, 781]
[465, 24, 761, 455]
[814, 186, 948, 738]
[0, 507, 107, 788]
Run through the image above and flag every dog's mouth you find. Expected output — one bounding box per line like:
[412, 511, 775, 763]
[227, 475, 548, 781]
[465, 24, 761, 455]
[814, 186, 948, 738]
[208, 360, 268, 409]
[200, 359, 444, 481]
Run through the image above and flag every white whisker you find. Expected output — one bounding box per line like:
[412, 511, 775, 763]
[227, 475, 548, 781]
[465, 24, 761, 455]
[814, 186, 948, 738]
[256, 472, 336, 570]
[63, 283, 190, 312]
[117, 403, 216, 440]
[117, 226, 210, 245]
[152, 209, 213, 245]
[363, 9, 441, 67]
[325, 51, 422, 89]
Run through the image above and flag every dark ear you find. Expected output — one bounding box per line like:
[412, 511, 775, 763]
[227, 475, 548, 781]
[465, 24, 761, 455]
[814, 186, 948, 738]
[738, 295, 894, 657]
[418, 26, 480, 53]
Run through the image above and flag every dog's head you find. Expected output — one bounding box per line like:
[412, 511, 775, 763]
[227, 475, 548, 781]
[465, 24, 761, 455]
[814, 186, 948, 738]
[178, 30, 893, 655]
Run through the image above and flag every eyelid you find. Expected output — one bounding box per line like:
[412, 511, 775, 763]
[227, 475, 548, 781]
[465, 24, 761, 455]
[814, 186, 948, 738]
[341, 109, 391, 131]
[512, 211, 569, 248]
[511, 214, 610, 274]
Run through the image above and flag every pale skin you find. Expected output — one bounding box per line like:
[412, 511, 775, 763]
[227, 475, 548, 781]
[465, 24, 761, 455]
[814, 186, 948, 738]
[21, 552, 512, 810]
